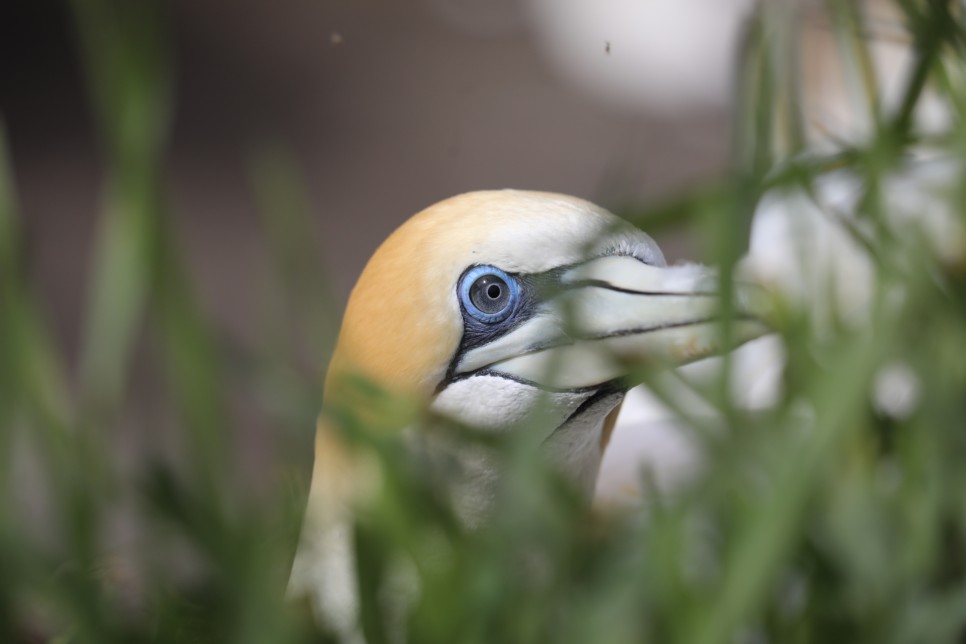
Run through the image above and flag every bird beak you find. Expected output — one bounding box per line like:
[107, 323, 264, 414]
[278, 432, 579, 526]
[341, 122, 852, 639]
[455, 256, 768, 390]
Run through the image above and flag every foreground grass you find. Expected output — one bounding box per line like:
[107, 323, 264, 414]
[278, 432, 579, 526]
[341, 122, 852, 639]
[2, 1, 966, 642]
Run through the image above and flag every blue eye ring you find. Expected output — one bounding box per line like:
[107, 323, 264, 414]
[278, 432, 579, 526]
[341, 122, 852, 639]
[458, 265, 520, 324]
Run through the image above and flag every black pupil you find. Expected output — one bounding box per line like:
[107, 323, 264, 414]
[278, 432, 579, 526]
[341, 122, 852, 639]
[470, 274, 511, 315]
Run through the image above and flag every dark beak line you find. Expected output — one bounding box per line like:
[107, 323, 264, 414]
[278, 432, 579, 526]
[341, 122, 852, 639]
[562, 278, 719, 298]
[518, 279, 729, 356]
[469, 279, 762, 372]
[517, 317, 722, 357]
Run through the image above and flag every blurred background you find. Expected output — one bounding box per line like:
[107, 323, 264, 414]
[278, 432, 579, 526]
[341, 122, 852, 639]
[1, 0, 756, 489]
[1, 0, 755, 324]
[6, 1, 966, 641]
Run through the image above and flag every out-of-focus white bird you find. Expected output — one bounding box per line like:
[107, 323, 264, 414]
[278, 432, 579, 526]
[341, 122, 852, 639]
[288, 190, 766, 637]
[596, 0, 966, 509]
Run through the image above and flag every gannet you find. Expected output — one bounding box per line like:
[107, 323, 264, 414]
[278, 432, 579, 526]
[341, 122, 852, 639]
[289, 189, 767, 636]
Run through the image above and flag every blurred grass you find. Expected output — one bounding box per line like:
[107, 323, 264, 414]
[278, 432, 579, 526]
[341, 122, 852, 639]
[3, 0, 966, 642]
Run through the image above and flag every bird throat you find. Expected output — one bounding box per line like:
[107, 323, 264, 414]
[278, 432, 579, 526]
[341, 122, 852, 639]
[427, 374, 624, 525]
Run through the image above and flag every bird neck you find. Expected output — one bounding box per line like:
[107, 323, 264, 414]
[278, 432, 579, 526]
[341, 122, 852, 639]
[429, 375, 625, 522]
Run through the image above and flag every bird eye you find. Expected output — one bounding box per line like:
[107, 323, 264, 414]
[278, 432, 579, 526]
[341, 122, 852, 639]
[459, 265, 519, 323]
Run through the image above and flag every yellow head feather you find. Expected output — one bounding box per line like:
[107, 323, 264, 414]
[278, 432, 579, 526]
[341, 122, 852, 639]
[324, 189, 629, 403]
[311, 190, 651, 510]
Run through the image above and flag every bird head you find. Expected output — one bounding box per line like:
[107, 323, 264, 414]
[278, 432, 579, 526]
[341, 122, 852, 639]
[291, 190, 767, 629]
[321, 190, 766, 504]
